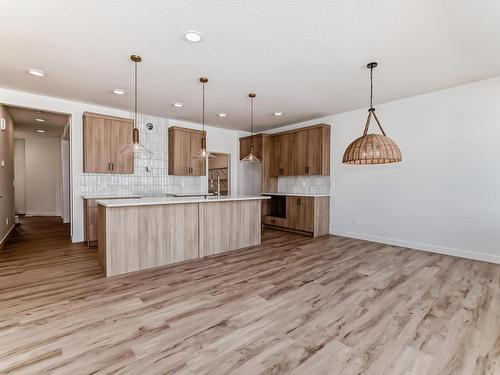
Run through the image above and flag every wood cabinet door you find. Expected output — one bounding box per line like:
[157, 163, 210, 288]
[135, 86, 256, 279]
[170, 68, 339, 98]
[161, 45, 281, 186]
[83, 116, 111, 173]
[288, 196, 314, 232]
[293, 130, 308, 176]
[109, 120, 134, 174]
[239, 137, 251, 160]
[306, 127, 328, 175]
[270, 135, 282, 176]
[190, 131, 206, 176]
[168, 128, 191, 175]
[281, 133, 294, 176]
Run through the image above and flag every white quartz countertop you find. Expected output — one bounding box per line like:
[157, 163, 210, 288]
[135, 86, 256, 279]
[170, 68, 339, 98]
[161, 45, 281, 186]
[82, 194, 142, 199]
[96, 195, 270, 208]
[262, 192, 330, 197]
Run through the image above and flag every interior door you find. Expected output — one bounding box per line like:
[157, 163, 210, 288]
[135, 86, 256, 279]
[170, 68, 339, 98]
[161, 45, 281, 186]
[109, 120, 134, 174]
[190, 131, 206, 176]
[83, 116, 111, 173]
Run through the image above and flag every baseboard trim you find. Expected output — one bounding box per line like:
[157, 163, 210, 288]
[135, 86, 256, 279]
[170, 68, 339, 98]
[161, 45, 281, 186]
[25, 212, 61, 217]
[0, 224, 15, 249]
[331, 229, 500, 265]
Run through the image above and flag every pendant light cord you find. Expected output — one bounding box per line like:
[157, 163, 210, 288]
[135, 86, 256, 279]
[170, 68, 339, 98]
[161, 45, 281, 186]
[250, 96, 254, 147]
[202, 82, 205, 132]
[369, 64, 374, 110]
[134, 60, 138, 129]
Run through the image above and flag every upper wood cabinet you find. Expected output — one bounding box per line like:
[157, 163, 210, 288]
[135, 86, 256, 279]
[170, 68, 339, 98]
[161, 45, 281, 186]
[83, 112, 134, 174]
[270, 124, 330, 177]
[239, 134, 263, 160]
[168, 126, 206, 176]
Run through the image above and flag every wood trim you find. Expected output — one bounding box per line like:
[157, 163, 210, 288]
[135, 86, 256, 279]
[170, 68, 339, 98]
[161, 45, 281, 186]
[269, 123, 330, 137]
[168, 126, 206, 134]
[313, 196, 330, 237]
[0, 224, 15, 250]
[83, 112, 134, 123]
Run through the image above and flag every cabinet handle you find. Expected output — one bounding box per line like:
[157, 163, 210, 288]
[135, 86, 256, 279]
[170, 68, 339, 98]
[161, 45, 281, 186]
[297, 198, 301, 205]
[305, 166, 309, 174]
[111, 163, 114, 171]
[279, 168, 283, 175]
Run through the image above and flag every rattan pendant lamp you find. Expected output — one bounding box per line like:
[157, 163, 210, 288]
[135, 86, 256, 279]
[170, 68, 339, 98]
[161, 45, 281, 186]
[193, 77, 216, 160]
[242, 93, 260, 162]
[120, 55, 153, 156]
[342, 62, 402, 165]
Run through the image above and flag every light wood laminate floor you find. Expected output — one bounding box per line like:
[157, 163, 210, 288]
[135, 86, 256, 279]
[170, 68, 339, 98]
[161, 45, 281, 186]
[1, 217, 499, 374]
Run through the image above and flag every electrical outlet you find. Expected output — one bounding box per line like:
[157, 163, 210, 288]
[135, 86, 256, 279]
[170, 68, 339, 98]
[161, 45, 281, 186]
[5, 217, 8, 226]
[1, 160, 4, 167]
[352, 217, 360, 226]
[0, 118, 6, 131]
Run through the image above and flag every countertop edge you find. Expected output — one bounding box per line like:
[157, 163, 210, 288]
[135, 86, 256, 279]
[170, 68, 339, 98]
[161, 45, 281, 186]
[96, 196, 270, 208]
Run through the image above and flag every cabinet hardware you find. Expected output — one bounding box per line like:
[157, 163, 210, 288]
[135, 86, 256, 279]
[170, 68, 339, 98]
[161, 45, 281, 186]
[107, 163, 111, 171]
[111, 163, 114, 171]
[305, 166, 309, 174]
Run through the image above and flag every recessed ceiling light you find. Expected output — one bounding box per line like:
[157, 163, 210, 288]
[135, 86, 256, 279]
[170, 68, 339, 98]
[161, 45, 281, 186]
[173, 102, 184, 108]
[217, 113, 227, 117]
[273, 111, 283, 116]
[185, 30, 202, 43]
[36, 129, 45, 133]
[35, 118, 45, 122]
[112, 89, 125, 95]
[28, 69, 45, 77]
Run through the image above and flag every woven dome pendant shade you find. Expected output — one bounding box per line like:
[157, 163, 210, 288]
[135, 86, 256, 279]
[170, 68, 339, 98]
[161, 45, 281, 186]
[342, 109, 402, 164]
[342, 61, 402, 165]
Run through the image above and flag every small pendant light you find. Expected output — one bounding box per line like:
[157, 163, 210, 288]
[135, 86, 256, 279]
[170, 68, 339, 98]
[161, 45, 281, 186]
[193, 77, 216, 160]
[120, 55, 153, 156]
[342, 62, 401, 165]
[242, 92, 260, 162]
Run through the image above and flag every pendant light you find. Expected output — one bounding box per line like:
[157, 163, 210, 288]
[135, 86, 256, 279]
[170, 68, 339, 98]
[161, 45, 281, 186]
[342, 62, 401, 165]
[193, 77, 216, 160]
[120, 54, 153, 156]
[242, 93, 260, 162]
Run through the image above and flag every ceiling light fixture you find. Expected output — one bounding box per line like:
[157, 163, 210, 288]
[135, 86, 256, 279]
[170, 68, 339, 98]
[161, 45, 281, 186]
[185, 30, 202, 43]
[113, 89, 125, 95]
[217, 113, 227, 117]
[273, 111, 283, 116]
[242, 93, 260, 163]
[342, 62, 402, 165]
[172, 102, 184, 108]
[120, 55, 153, 156]
[35, 118, 45, 122]
[36, 129, 45, 133]
[193, 77, 216, 160]
[28, 69, 45, 77]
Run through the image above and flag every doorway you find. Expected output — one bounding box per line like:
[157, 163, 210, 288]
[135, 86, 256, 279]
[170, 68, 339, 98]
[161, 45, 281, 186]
[7, 105, 71, 229]
[208, 152, 230, 196]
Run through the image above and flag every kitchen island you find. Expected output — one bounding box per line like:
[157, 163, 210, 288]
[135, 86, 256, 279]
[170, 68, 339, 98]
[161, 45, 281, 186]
[96, 195, 270, 277]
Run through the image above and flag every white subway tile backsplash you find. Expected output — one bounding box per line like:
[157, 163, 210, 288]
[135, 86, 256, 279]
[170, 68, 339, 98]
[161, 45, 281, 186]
[277, 176, 330, 195]
[81, 113, 205, 197]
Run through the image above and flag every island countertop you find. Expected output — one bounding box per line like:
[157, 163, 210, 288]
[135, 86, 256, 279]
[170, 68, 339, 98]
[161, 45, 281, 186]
[96, 195, 270, 208]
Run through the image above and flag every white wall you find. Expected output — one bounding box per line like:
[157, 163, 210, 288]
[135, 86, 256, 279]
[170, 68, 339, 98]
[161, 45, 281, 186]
[24, 136, 62, 216]
[0, 104, 15, 245]
[61, 140, 70, 223]
[14, 138, 26, 214]
[267, 76, 500, 264]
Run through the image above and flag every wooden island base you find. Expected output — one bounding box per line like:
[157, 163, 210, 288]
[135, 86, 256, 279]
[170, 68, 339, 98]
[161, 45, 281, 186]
[97, 198, 264, 277]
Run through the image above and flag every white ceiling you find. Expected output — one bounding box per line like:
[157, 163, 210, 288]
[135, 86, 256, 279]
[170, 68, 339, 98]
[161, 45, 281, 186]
[7, 106, 69, 138]
[1, 0, 499, 131]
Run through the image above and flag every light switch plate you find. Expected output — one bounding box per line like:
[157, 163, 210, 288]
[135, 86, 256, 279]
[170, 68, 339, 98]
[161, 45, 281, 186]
[0, 118, 6, 131]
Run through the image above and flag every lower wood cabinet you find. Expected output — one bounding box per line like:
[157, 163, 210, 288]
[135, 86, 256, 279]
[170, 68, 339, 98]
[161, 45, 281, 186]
[262, 195, 329, 237]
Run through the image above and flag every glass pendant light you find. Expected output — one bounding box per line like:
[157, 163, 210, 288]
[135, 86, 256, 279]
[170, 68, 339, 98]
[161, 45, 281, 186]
[242, 93, 260, 162]
[120, 54, 153, 156]
[342, 62, 401, 165]
[193, 77, 216, 159]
